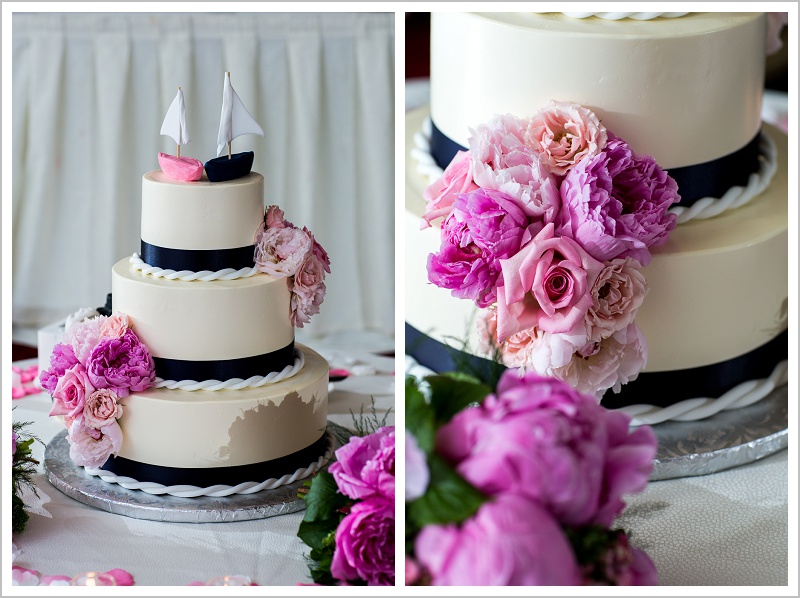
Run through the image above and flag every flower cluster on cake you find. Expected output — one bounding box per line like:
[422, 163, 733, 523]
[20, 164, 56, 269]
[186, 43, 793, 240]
[423, 101, 680, 398]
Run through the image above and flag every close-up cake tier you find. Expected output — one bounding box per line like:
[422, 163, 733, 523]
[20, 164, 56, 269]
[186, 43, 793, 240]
[112, 258, 294, 381]
[141, 170, 264, 271]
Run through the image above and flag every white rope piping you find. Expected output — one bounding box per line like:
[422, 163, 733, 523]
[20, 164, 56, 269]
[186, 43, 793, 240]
[615, 359, 788, 427]
[84, 432, 334, 498]
[558, 12, 688, 21]
[412, 120, 778, 225]
[130, 253, 258, 282]
[153, 349, 304, 392]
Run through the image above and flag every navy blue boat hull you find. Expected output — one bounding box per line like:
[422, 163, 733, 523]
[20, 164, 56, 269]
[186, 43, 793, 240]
[204, 151, 255, 182]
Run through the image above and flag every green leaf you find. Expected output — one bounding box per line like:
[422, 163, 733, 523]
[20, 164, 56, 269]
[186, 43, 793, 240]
[298, 519, 338, 552]
[407, 454, 486, 526]
[405, 377, 436, 454]
[301, 471, 349, 523]
[426, 373, 491, 425]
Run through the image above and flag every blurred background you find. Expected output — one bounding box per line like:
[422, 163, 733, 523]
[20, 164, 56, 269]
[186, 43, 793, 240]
[11, 12, 395, 359]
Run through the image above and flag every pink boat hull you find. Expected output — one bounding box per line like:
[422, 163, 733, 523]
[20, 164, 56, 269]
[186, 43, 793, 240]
[158, 152, 204, 181]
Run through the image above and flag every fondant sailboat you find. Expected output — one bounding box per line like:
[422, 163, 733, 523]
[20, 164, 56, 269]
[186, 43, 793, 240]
[158, 87, 204, 181]
[204, 72, 265, 182]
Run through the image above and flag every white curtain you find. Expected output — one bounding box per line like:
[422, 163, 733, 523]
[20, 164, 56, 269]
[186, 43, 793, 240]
[11, 12, 395, 340]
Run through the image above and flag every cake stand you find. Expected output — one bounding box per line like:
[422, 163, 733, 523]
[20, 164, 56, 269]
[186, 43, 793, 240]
[44, 421, 351, 523]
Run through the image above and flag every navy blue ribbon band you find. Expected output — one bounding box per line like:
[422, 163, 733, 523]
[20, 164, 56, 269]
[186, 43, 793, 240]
[140, 240, 255, 272]
[406, 323, 787, 409]
[100, 431, 329, 487]
[429, 119, 763, 207]
[153, 341, 295, 382]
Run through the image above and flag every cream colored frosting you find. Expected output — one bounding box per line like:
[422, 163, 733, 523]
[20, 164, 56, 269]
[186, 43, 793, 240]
[141, 170, 264, 250]
[430, 12, 765, 170]
[116, 345, 328, 468]
[405, 107, 788, 373]
[112, 258, 293, 361]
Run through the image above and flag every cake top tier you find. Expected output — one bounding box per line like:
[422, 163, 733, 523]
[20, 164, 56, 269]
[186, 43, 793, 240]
[430, 12, 765, 170]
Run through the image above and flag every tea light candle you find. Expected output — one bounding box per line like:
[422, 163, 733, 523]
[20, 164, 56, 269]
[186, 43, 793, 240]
[206, 575, 252, 586]
[70, 571, 117, 586]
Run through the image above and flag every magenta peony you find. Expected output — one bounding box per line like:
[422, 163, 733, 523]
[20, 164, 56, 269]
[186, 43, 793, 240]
[415, 494, 581, 585]
[497, 223, 603, 342]
[585, 257, 648, 343]
[86, 329, 156, 398]
[329, 426, 395, 502]
[557, 135, 678, 266]
[422, 150, 478, 227]
[331, 497, 395, 586]
[66, 315, 108, 364]
[526, 100, 608, 176]
[82, 388, 122, 429]
[253, 223, 312, 278]
[50, 364, 94, 419]
[436, 370, 656, 528]
[39, 342, 79, 393]
[67, 419, 123, 468]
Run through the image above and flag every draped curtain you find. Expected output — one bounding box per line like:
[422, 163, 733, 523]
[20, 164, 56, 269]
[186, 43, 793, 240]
[11, 12, 395, 339]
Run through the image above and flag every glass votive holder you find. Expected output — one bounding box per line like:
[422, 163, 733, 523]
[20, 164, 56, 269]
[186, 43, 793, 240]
[70, 571, 117, 586]
[206, 575, 252, 586]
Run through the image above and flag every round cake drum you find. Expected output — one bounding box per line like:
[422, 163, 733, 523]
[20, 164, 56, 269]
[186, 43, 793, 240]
[44, 422, 349, 524]
[649, 384, 787, 481]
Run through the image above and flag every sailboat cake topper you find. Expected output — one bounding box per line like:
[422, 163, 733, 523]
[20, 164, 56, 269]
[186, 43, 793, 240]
[158, 87, 204, 182]
[204, 71, 265, 183]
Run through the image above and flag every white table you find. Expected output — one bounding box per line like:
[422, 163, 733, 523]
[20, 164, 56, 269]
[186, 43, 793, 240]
[10, 331, 395, 586]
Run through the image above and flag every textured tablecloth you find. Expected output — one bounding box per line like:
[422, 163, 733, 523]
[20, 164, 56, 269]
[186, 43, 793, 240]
[10, 331, 395, 587]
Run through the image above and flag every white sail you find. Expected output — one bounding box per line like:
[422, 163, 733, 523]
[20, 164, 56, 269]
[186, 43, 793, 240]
[160, 88, 191, 146]
[216, 72, 264, 156]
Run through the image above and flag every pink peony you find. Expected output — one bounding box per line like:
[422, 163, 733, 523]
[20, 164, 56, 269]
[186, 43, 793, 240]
[405, 556, 422, 585]
[86, 329, 156, 398]
[253, 223, 312, 278]
[265, 205, 288, 229]
[548, 322, 648, 397]
[557, 135, 678, 266]
[329, 426, 395, 501]
[415, 494, 581, 585]
[82, 388, 122, 429]
[469, 114, 561, 222]
[39, 342, 79, 393]
[436, 369, 656, 528]
[99, 313, 129, 339]
[405, 430, 429, 501]
[291, 252, 327, 328]
[331, 497, 395, 586]
[583, 532, 658, 586]
[303, 226, 331, 274]
[497, 223, 603, 342]
[66, 315, 108, 364]
[586, 257, 648, 343]
[422, 150, 478, 227]
[525, 100, 608, 176]
[67, 419, 123, 468]
[50, 364, 95, 419]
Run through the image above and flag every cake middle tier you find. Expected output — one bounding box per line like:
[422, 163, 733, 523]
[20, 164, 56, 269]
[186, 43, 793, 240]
[112, 258, 294, 378]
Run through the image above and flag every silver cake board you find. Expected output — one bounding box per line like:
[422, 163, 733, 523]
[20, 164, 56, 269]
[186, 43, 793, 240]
[649, 384, 787, 481]
[44, 421, 350, 524]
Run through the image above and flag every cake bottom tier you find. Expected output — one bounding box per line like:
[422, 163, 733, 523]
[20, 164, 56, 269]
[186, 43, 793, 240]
[97, 344, 329, 493]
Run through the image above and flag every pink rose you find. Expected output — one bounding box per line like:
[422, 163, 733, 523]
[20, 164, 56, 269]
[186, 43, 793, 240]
[497, 223, 603, 342]
[525, 100, 608, 175]
[82, 388, 122, 429]
[265, 205, 287, 229]
[421, 150, 478, 227]
[469, 114, 561, 222]
[99, 313, 128, 340]
[66, 315, 108, 364]
[586, 257, 648, 343]
[415, 494, 580, 585]
[253, 223, 312, 278]
[67, 419, 123, 468]
[50, 364, 95, 419]
[331, 497, 395, 586]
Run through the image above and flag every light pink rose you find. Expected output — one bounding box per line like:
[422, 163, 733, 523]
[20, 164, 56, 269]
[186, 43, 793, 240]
[496, 223, 603, 342]
[586, 258, 648, 343]
[422, 150, 478, 227]
[50, 364, 95, 419]
[99, 313, 128, 340]
[291, 252, 327, 327]
[253, 223, 312, 278]
[525, 100, 608, 175]
[67, 419, 123, 468]
[265, 205, 288, 229]
[469, 114, 561, 222]
[82, 388, 122, 429]
[548, 322, 648, 397]
[66, 315, 108, 364]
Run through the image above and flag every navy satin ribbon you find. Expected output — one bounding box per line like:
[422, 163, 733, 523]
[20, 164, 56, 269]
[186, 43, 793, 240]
[429, 119, 763, 207]
[100, 432, 329, 487]
[140, 240, 255, 272]
[406, 323, 787, 409]
[153, 341, 295, 381]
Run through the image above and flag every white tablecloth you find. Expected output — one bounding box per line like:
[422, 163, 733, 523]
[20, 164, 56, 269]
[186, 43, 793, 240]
[10, 331, 395, 587]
